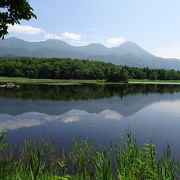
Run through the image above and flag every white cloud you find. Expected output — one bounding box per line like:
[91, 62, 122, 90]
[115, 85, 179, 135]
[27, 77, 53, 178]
[62, 32, 81, 41]
[0, 119, 41, 131]
[44, 32, 82, 42]
[8, 24, 45, 35]
[63, 116, 80, 123]
[60, 110, 85, 123]
[44, 33, 62, 40]
[8, 25, 82, 43]
[7, 25, 126, 47]
[153, 44, 180, 59]
[99, 110, 123, 121]
[105, 36, 126, 47]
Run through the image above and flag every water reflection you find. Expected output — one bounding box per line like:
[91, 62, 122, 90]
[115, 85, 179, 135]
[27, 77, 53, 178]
[0, 84, 180, 101]
[1, 84, 180, 156]
[1, 84, 180, 116]
[0, 109, 124, 131]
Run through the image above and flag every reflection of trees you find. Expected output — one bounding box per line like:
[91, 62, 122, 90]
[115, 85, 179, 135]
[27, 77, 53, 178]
[0, 84, 180, 101]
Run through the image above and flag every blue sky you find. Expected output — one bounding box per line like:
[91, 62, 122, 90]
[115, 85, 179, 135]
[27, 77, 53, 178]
[7, 0, 180, 58]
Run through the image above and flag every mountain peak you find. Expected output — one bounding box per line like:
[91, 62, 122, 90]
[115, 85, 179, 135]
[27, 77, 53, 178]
[41, 39, 71, 48]
[120, 41, 141, 48]
[46, 39, 63, 42]
[87, 43, 106, 48]
[110, 41, 151, 57]
[0, 37, 30, 48]
[0, 37, 179, 70]
[4, 37, 26, 42]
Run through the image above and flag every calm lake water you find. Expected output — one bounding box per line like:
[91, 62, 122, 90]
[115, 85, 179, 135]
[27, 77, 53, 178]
[1, 84, 180, 156]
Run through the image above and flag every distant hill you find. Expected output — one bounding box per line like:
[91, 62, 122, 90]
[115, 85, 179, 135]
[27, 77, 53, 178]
[1, 37, 180, 70]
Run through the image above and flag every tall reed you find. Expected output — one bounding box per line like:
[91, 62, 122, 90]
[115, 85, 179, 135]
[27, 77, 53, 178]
[0, 131, 179, 180]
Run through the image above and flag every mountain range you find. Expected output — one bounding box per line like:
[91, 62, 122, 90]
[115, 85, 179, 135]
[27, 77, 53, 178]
[1, 37, 180, 70]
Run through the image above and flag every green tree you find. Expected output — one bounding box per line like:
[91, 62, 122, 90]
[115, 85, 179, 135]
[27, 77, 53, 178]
[149, 70, 157, 80]
[0, 0, 36, 39]
[119, 69, 129, 82]
[107, 67, 129, 82]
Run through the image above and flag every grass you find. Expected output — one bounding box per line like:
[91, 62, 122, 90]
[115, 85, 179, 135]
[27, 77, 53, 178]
[1, 76, 180, 85]
[0, 131, 180, 180]
[0, 76, 107, 85]
[129, 79, 180, 84]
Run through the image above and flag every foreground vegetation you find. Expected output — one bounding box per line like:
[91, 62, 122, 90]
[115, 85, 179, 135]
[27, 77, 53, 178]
[1, 57, 180, 82]
[0, 131, 180, 180]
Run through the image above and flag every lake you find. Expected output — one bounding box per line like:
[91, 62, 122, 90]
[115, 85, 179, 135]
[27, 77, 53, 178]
[1, 84, 180, 157]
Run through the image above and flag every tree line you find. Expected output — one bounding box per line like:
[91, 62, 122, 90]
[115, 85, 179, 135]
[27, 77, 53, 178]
[0, 57, 180, 81]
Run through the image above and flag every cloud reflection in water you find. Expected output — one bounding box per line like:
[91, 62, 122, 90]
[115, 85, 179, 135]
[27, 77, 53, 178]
[0, 109, 124, 131]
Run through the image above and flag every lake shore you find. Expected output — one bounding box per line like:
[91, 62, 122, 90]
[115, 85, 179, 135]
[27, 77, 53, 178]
[0, 77, 105, 85]
[129, 79, 180, 84]
[1, 76, 180, 85]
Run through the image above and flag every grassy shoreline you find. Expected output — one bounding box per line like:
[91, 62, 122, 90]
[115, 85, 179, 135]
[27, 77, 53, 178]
[0, 77, 106, 85]
[129, 79, 180, 84]
[0, 131, 179, 179]
[1, 76, 180, 85]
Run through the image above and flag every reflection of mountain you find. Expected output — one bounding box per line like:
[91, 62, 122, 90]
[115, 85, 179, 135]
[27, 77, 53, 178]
[1, 92, 180, 117]
[0, 110, 123, 131]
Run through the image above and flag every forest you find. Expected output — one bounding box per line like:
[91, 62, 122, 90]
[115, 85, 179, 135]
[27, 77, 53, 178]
[0, 57, 180, 81]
